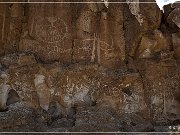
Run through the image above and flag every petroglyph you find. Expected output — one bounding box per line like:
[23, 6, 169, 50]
[74, 33, 115, 62]
[78, 39, 94, 55]
[20, 39, 71, 58]
[47, 45, 71, 60]
[99, 40, 114, 59]
[35, 17, 68, 43]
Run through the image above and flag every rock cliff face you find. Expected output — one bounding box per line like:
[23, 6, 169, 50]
[0, 0, 180, 132]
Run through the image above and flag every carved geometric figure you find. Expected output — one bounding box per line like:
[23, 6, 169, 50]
[73, 38, 95, 62]
[26, 4, 73, 63]
[73, 31, 125, 69]
[35, 17, 68, 43]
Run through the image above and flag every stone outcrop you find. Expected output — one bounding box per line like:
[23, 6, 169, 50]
[0, 0, 180, 132]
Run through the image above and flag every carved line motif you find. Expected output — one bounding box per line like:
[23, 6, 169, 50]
[75, 34, 115, 61]
[23, 33, 114, 61]
[35, 17, 68, 44]
[23, 40, 71, 59]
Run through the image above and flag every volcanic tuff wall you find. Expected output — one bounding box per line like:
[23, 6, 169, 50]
[0, 0, 180, 132]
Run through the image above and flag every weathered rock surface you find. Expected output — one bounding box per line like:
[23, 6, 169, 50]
[0, 1, 180, 132]
[0, 4, 23, 56]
